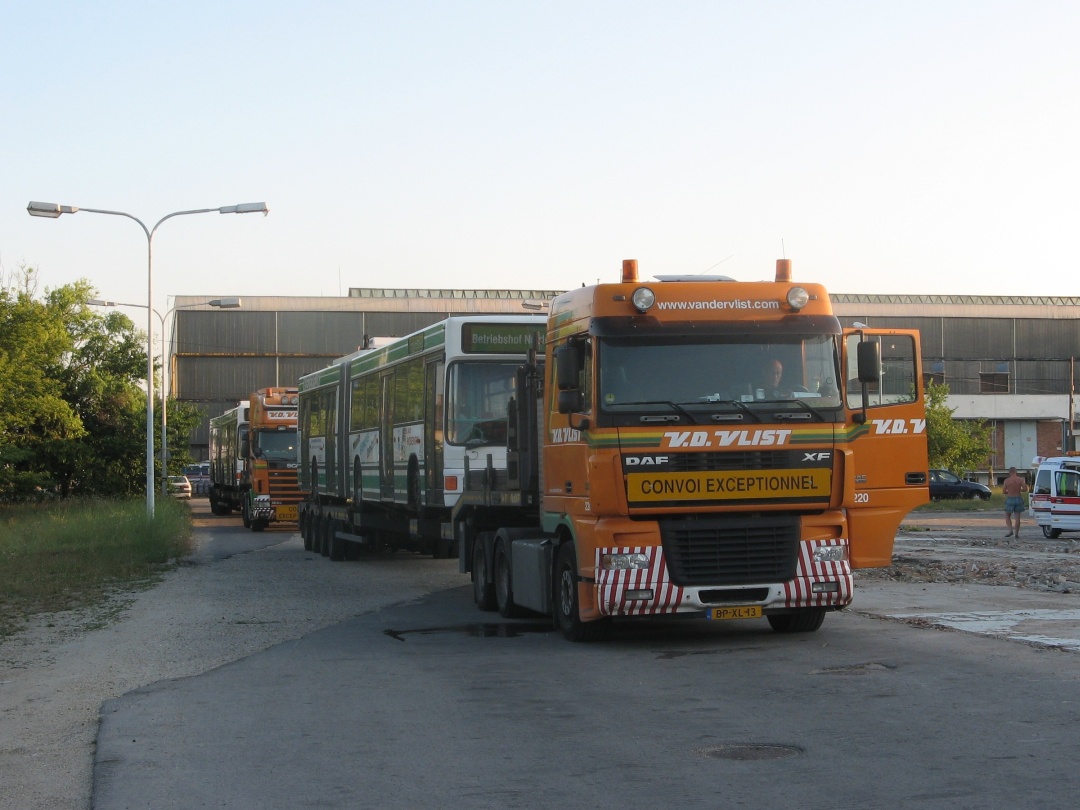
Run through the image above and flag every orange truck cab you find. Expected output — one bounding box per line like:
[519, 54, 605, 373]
[456, 259, 928, 640]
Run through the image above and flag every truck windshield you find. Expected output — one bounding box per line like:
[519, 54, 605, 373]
[599, 334, 842, 418]
[254, 430, 298, 462]
[446, 362, 518, 445]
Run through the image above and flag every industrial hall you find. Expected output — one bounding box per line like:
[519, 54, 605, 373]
[169, 287, 1080, 485]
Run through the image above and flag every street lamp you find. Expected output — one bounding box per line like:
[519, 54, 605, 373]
[88, 297, 243, 496]
[29, 200, 268, 517]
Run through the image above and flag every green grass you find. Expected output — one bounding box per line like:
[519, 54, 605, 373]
[914, 493, 1004, 512]
[0, 497, 193, 637]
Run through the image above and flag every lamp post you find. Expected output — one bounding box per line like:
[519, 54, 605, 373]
[28, 201, 267, 517]
[88, 297, 242, 496]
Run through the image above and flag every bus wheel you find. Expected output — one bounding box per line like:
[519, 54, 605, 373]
[494, 542, 520, 618]
[473, 534, 496, 611]
[767, 609, 826, 633]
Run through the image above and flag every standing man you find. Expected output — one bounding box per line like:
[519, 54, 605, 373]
[1002, 467, 1028, 538]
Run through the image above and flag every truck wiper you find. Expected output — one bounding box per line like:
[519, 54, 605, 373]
[619, 400, 701, 424]
[772, 398, 827, 422]
[704, 399, 763, 423]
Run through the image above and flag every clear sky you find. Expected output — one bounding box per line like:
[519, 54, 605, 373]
[3, 0, 1078, 319]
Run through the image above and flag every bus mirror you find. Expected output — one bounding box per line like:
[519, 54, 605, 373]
[857, 340, 881, 383]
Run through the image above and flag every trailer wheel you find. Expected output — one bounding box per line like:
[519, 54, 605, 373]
[210, 491, 228, 516]
[327, 519, 346, 561]
[301, 510, 313, 551]
[555, 542, 610, 642]
[767, 609, 826, 633]
[494, 542, 521, 618]
[473, 534, 496, 611]
[319, 516, 331, 558]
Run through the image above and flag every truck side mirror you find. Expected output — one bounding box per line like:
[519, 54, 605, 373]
[557, 389, 584, 414]
[857, 340, 881, 383]
[555, 343, 583, 391]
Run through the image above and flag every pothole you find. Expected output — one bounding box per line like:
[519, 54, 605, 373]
[698, 743, 802, 761]
[383, 623, 553, 641]
[811, 661, 896, 675]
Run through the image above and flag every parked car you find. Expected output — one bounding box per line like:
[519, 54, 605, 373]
[928, 469, 992, 501]
[182, 463, 211, 496]
[167, 475, 192, 499]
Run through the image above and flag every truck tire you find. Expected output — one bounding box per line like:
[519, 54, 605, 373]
[472, 534, 496, 611]
[241, 497, 252, 529]
[767, 608, 826, 633]
[555, 542, 610, 642]
[494, 542, 521, 618]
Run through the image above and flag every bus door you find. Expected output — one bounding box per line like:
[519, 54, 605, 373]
[842, 328, 929, 567]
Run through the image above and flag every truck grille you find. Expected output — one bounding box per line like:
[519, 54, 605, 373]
[266, 469, 303, 503]
[665, 451, 811, 472]
[659, 515, 800, 586]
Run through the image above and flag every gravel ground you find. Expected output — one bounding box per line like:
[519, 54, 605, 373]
[2, 503, 1073, 810]
[864, 511, 1080, 593]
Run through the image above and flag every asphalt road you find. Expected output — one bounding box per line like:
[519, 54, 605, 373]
[90, 508, 1080, 809]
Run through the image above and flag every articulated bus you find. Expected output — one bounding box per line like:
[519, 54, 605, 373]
[297, 315, 546, 558]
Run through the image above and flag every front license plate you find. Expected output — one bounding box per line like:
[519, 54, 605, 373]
[276, 505, 298, 522]
[708, 605, 763, 621]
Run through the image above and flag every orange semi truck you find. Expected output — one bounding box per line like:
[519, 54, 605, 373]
[208, 387, 302, 531]
[455, 258, 929, 640]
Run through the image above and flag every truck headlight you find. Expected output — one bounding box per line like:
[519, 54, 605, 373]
[812, 545, 848, 563]
[601, 552, 650, 570]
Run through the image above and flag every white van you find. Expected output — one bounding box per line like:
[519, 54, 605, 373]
[1030, 456, 1080, 538]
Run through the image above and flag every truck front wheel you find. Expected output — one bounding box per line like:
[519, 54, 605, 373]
[494, 542, 520, 618]
[767, 608, 826, 633]
[473, 534, 496, 611]
[555, 542, 610, 642]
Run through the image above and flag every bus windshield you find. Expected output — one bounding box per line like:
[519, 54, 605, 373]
[446, 362, 519, 445]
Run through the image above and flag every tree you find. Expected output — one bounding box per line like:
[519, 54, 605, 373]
[925, 379, 993, 473]
[0, 267, 152, 500]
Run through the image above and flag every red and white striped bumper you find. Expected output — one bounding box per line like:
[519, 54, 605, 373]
[593, 539, 853, 618]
